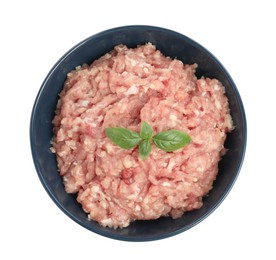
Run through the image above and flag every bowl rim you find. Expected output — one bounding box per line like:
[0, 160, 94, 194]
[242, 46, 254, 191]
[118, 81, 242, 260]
[30, 25, 247, 241]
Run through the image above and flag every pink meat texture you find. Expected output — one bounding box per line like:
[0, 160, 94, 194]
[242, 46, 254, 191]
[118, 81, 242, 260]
[52, 43, 233, 228]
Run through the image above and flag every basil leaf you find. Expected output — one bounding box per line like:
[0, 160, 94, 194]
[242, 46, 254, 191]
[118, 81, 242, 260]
[105, 122, 192, 159]
[152, 130, 192, 152]
[140, 121, 153, 139]
[138, 139, 152, 160]
[105, 128, 141, 149]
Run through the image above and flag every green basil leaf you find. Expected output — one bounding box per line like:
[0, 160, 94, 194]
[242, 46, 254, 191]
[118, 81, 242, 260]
[105, 127, 141, 149]
[152, 130, 192, 152]
[140, 121, 153, 139]
[138, 139, 152, 160]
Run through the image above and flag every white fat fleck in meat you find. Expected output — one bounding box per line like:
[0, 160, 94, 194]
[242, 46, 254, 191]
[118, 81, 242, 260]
[124, 85, 139, 96]
[143, 67, 149, 74]
[52, 43, 233, 229]
[101, 218, 113, 226]
[122, 155, 137, 168]
[167, 159, 176, 172]
[169, 114, 178, 122]
[215, 100, 222, 109]
[78, 100, 90, 107]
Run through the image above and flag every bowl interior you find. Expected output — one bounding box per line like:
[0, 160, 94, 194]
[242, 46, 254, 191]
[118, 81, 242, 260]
[30, 26, 246, 241]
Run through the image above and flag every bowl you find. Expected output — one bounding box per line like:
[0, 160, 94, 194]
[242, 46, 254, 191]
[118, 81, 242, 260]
[30, 25, 246, 241]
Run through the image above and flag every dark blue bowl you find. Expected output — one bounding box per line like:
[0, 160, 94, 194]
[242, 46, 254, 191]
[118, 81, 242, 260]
[30, 25, 246, 241]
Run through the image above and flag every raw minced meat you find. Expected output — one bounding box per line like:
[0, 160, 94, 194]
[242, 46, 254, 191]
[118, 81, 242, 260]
[52, 43, 233, 228]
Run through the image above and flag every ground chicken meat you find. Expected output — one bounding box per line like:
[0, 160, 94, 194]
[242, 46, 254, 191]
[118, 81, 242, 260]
[52, 43, 233, 228]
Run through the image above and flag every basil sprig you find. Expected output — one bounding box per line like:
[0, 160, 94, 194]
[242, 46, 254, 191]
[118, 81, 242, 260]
[105, 121, 192, 160]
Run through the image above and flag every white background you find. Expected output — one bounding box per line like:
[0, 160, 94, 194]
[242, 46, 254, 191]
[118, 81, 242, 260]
[1, 0, 275, 259]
